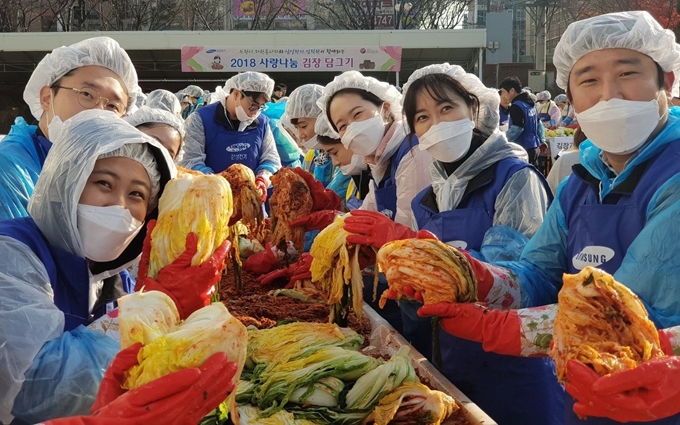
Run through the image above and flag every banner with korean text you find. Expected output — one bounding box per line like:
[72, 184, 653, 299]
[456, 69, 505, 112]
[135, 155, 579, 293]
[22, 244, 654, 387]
[181, 46, 402, 72]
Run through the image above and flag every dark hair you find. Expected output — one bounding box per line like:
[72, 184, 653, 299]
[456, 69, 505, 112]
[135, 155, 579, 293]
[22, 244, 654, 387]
[402, 74, 479, 137]
[136, 122, 183, 142]
[572, 127, 587, 149]
[318, 135, 341, 145]
[290, 117, 300, 125]
[241, 90, 270, 103]
[499, 77, 522, 94]
[278, 83, 287, 89]
[566, 62, 666, 101]
[325, 88, 386, 132]
[50, 69, 78, 94]
[274, 85, 283, 91]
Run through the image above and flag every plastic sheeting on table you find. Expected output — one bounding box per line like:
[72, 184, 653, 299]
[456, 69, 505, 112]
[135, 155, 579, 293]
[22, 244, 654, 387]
[362, 303, 498, 425]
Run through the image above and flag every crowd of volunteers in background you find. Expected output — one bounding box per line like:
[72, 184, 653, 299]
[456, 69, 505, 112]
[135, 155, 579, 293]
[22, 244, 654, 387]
[3, 9, 680, 425]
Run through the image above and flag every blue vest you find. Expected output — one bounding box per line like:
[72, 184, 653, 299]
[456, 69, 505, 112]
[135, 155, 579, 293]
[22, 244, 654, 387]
[372, 136, 418, 220]
[559, 141, 680, 425]
[405, 157, 564, 425]
[197, 102, 268, 173]
[499, 107, 509, 127]
[561, 140, 680, 276]
[411, 157, 542, 251]
[512, 100, 540, 149]
[0, 218, 92, 332]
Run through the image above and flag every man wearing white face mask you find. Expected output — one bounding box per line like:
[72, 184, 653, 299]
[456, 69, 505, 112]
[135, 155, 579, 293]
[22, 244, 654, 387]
[0, 36, 139, 221]
[397, 11, 680, 425]
[181, 72, 282, 203]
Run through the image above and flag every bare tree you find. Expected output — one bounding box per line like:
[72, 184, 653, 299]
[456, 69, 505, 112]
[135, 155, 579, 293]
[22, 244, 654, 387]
[557, 0, 679, 27]
[179, 0, 226, 30]
[234, 0, 302, 29]
[412, 0, 468, 29]
[0, 0, 72, 32]
[301, 0, 375, 29]
[94, 0, 183, 30]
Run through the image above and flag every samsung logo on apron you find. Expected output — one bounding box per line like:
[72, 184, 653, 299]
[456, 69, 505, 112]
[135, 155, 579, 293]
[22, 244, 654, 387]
[572, 246, 615, 270]
[379, 209, 394, 219]
[226, 143, 251, 153]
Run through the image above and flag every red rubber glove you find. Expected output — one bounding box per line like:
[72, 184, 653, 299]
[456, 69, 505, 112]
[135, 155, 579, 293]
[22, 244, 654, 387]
[290, 210, 339, 232]
[257, 253, 313, 287]
[292, 167, 342, 211]
[43, 353, 238, 425]
[343, 210, 436, 250]
[417, 302, 522, 356]
[136, 220, 231, 320]
[255, 176, 269, 203]
[384, 284, 424, 303]
[242, 242, 280, 275]
[566, 357, 680, 422]
[90, 343, 142, 412]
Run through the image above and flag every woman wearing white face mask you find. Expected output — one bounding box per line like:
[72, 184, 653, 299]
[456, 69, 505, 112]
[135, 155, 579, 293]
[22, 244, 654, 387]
[0, 110, 234, 424]
[341, 64, 558, 425]
[314, 114, 370, 211]
[317, 70, 432, 227]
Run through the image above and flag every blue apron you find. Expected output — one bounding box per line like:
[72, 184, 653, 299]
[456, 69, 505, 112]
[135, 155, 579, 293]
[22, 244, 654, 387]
[511, 100, 540, 150]
[372, 136, 418, 220]
[365, 137, 417, 333]
[559, 141, 680, 425]
[408, 159, 563, 425]
[197, 102, 268, 173]
[499, 107, 509, 127]
[1, 217, 93, 331]
[538, 103, 554, 126]
[412, 157, 537, 251]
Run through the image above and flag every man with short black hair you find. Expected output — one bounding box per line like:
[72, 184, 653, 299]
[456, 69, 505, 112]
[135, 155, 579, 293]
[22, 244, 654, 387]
[499, 76, 541, 164]
[271, 85, 284, 102]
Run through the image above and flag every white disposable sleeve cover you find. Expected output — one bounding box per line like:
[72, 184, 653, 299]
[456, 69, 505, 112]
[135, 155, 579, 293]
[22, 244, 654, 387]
[394, 147, 432, 229]
[547, 151, 580, 195]
[180, 112, 210, 171]
[256, 125, 282, 175]
[358, 184, 377, 213]
[493, 168, 550, 239]
[0, 236, 64, 425]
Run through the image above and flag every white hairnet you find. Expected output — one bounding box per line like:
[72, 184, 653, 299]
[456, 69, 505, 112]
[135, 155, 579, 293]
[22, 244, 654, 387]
[554, 94, 568, 103]
[224, 72, 275, 96]
[284, 84, 324, 121]
[536, 91, 551, 101]
[523, 86, 533, 93]
[314, 113, 340, 139]
[24, 37, 139, 119]
[184, 85, 204, 98]
[553, 11, 680, 90]
[135, 93, 147, 108]
[28, 109, 175, 262]
[528, 93, 538, 103]
[99, 142, 161, 208]
[317, 70, 403, 121]
[402, 63, 500, 135]
[124, 106, 186, 140]
[145, 89, 182, 117]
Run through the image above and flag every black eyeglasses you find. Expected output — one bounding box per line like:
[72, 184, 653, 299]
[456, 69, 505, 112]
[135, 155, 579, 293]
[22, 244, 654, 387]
[52, 85, 126, 115]
[242, 94, 266, 112]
